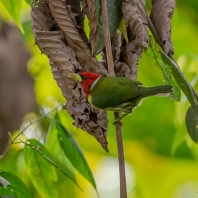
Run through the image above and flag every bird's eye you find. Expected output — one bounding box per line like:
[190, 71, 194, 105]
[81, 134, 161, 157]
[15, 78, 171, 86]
[81, 76, 87, 80]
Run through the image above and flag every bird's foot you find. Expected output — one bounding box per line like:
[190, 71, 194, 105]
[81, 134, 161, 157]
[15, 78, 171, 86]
[113, 113, 129, 125]
[113, 119, 122, 125]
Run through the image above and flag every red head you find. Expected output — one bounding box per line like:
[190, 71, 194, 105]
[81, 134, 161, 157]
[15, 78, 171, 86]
[71, 72, 100, 97]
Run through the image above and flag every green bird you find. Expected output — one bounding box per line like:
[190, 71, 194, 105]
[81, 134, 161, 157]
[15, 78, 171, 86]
[71, 72, 173, 123]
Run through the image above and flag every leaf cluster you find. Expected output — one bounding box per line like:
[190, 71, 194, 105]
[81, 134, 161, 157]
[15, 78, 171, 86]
[1, 0, 198, 197]
[0, 111, 96, 198]
[2, 0, 198, 150]
[28, 0, 177, 152]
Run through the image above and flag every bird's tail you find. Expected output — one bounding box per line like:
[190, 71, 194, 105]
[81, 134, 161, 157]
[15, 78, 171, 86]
[138, 85, 173, 98]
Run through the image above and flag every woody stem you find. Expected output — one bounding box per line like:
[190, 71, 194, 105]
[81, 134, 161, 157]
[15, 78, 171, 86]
[101, 0, 127, 198]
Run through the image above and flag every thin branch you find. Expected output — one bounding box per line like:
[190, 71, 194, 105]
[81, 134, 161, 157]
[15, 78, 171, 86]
[101, 0, 127, 198]
[114, 112, 127, 198]
[0, 105, 61, 160]
[101, 0, 114, 76]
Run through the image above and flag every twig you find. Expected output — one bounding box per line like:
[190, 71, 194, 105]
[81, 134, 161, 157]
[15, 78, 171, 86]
[0, 105, 61, 160]
[101, 0, 114, 76]
[101, 0, 127, 198]
[114, 113, 127, 198]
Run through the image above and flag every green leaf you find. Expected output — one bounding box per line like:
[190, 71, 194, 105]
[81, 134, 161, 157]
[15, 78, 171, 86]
[0, 171, 31, 198]
[46, 120, 77, 185]
[146, 36, 181, 101]
[0, 176, 11, 188]
[160, 51, 198, 110]
[160, 51, 198, 145]
[0, 0, 24, 33]
[118, 18, 128, 44]
[0, 185, 15, 197]
[93, 0, 122, 55]
[23, 139, 58, 198]
[25, 0, 32, 5]
[54, 114, 97, 191]
[185, 106, 198, 144]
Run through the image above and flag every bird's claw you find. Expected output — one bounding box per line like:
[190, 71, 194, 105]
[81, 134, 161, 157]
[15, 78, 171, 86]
[113, 112, 129, 125]
[113, 118, 122, 125]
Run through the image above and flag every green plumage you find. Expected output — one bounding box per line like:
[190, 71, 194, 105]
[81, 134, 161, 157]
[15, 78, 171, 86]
[70, 72, 173, 123]
[88, 75, 172, 114]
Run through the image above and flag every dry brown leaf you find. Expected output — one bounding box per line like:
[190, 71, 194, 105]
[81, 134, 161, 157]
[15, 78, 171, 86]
[121, 41, 143, 80]
[111, 30, 131, 78]
[52, 62, 108, 152]
[114, 60, 131, 78]
[111, 29, 121, 61]
[150, 0, 176, 54]
[82, 0, 99, 55]
[31, 0, 109, 152]
[122, 0, 149, 49]
[121, 0, 148, 80]
[48, 0, 108, 76]
[66, 0, 88, 43]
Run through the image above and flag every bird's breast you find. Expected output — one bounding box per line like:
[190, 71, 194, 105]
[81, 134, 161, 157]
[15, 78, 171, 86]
[87, 94, 102, 110]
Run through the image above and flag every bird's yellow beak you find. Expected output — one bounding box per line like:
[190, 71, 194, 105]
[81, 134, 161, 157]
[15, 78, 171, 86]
[70, 73, 82, 82]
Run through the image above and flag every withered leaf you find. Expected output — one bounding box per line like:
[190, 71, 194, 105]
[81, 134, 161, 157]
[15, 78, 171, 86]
[111, 29, 121, 62]
[48, 0, 108, 76]
[31, 0, 109, 152]
[122, 0, 149, 50]
[66, 0, 88, 43]
[111, 30, 131, 78]
[122, 40, 143, 80]
[114, 61, 131, 78]
[121, 0, 148, 80]
[150, 0, 176, 55]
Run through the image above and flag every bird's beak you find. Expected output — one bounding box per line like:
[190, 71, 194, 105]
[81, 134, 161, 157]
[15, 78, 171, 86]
[70, 73, 82, 82]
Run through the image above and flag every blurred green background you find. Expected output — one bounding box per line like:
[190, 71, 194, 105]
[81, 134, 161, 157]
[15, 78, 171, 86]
[0, 1, 198, 198]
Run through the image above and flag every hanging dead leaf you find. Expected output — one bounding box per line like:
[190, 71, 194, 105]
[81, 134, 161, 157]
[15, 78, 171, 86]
[66, 0, 88, 43]
[114, 61, 131, 78]
[48, 0, 108, 76]
[82, 0, 98, 54]
[122, 0, 149, 50]
[150, 0, 176, 55]
[121, 40, 142, 80]
[110, 30, 131, 78]
[31, 0, 109, 152]
[111, 29, 121, 62]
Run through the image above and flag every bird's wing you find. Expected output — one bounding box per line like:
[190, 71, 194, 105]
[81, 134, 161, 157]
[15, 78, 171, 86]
[89, 76, 142, 109]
